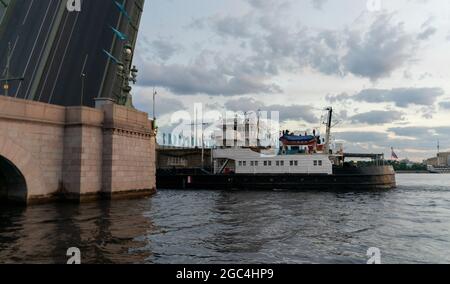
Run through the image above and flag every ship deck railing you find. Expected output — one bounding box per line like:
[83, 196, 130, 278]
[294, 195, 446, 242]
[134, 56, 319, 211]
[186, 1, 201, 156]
[342, 153, 386, 166]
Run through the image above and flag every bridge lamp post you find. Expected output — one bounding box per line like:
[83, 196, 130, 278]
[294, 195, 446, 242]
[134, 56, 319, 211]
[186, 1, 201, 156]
[152, 88, 157, 120]
[116, 43, 138, 108]
[0, 42, 24, 97]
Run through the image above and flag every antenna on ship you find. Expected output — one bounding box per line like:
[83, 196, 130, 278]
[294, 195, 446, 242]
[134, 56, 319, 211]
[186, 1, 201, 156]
[257, 109, 261, 148]
[324, 107, 333, 155]
[437, 139, 440, 154]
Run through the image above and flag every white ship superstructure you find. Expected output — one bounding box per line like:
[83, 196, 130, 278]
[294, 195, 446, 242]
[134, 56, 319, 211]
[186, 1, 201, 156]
[213, 148, 333, 175]
[426, 151, 450, 173]
[212, 108, 341, 176]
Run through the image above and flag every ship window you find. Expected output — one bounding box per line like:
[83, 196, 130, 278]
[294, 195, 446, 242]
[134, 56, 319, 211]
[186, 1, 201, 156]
[280, 161, 285, 166]
[318, 160, 323, 166]
[276, 161, 280, 166]
[255, 161, 259, 167]
[264, 161, 268, 166]
[268, 161, 272, 166]
[314, 160, 318, 166]
[239, 161, 243, 166]
[243, 161, 247, 167]
[294, 161, 298, 166]
[290, 161, 294, 166]
[167, 157, 188, 167]
[251, 161, 254, 166]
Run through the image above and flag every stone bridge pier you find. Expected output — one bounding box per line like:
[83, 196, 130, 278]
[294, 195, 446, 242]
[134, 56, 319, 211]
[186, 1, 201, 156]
[0, 96, 156, 204]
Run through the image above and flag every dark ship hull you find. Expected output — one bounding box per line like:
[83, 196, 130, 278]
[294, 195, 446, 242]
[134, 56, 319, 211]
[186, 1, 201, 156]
[157, 165, 396, 191]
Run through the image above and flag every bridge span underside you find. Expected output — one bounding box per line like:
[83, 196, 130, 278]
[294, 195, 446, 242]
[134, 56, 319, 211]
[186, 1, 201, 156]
[0, 0, 144, 107]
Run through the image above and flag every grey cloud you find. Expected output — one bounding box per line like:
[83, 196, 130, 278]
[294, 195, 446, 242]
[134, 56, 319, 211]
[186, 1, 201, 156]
[343, 14, 417, 80]
[419, 72, 432, 80]
[325, 92, 351, 103]
[187, 18, 206, 30]
[224, 97, 264, 112]
[439, 101, 450, 109]
[420, 106, 436, 119]
[417, 26, 437, 40]
[215, 53, 280, 78]
[350, 110, 404, 125]
[256, 13, 420, 80]
[333, 121, 450, 160]
[139, 9, 436, 102]
[139, 61, 281, 96]
[134, 94, 185, 117]
[155, 97, 186, 115]
[267, 104, 318, 123]
[311, 0, 328, 10]
[224, 98, 318, 123]
[186, 11, 423, 83]
[421, 16, 434, 29]
[213, 16, 253, 39]
[336, 127, 450, 157]
[418, 15, 436, 40]
[356, 88, 443, 107]
[151, 38, 183, 61]
[389, 126, 450, 139]
[255, 21, 346, 76]
[259, 13, 418, 80]
[246, 0, 282, 10]
[327, 88, 444, 108]
[386, 126, 450, 152]
[335, 131, 389, 143]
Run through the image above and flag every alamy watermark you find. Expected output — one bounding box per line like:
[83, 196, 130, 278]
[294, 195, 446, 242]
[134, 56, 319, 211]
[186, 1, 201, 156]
[367, 247, 381, 264]
[67, 247, 81, 264]
[64, 246, 379, 264]
[67, 0, 81, 12]
[161, 103, 282, 153]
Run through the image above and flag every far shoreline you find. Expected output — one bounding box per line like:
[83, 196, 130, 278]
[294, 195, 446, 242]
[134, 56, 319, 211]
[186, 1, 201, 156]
[395, 170, 430, 174]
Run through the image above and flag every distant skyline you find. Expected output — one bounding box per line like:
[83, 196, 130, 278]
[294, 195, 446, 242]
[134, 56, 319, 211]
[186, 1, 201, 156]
[133, 0, 450, 161]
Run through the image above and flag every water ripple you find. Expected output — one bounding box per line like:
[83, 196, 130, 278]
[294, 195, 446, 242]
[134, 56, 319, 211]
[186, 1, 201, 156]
[1, 174, 450, 263]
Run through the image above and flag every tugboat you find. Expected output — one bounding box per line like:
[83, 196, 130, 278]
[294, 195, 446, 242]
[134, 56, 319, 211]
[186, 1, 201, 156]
[157, 108, 396, 191]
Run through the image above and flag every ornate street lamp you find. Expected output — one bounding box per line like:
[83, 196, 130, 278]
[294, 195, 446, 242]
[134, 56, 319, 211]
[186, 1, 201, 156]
[115, 43, 138, 108]
[0, 42, 24, 97]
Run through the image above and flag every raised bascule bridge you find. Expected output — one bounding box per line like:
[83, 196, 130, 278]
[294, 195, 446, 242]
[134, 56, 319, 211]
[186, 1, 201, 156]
[0, 0, 157, 204]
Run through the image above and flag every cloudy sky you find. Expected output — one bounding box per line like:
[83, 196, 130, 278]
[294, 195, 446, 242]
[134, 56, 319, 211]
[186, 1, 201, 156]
[132, 0, 450, 161]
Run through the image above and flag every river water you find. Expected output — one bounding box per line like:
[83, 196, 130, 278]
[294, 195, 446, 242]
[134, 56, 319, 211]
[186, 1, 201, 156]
[1, 174, 450, 264]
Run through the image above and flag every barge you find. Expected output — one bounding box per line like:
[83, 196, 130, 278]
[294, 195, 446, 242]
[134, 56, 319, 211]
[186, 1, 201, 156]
[157, 162, 396, 191]
[157, 108, 396, 191]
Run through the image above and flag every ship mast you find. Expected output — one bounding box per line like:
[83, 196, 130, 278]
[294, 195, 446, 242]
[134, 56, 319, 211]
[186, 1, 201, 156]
[324, 107, 333, 154]
[437, 140, 440, 167]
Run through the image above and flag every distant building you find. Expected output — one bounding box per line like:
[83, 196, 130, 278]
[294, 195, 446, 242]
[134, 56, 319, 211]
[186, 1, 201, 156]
[215, 117, 262, 148]
[426, 152, 450, 167]
[213, 116, 284, 148]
